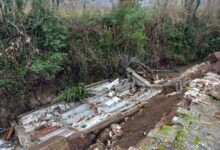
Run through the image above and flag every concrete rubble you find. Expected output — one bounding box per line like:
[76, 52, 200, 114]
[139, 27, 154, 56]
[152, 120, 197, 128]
[14, 70, 162, 149]
[5, 52, 220, 149]
[0, 139, 14, 150]
[143, 72, 220, 150]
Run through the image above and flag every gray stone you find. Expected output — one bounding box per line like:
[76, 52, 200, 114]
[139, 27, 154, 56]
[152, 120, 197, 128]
[172, 116, 190, 126]
[209, 84, 220, 100]
[128, 146, 137, 150]
[99, 128, 110, 142]
[88, 141, 105, 150]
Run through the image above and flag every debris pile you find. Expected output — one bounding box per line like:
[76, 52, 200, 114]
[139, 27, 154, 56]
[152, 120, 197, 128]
[189, 72, 220, 100]
[0, 139, 14, 150]
[4, 52, 220, 149]
[144, 72, 220, 150]
[15, 72, 162, 149]
[89, 123, 124, 150]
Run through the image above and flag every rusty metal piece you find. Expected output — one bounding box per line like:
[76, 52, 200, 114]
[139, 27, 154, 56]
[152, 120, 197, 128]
[34, 126, 61, 139]
[3, 125, 14, 141]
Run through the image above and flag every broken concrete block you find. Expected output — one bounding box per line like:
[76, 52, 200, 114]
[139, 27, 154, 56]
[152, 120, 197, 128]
[127, 67, 151, 87]
[110, 123, 122, 134]
[99, 128, 110, 142]
[172, 116, 190, 127]
[209, 84, 220, 100]
[14, 126, 34, 149]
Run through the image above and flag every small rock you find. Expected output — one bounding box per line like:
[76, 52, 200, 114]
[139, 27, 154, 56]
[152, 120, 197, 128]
[115, 130, 124, 138]
[99, 128, 110, 142]
[128, 146, 137, 150]
[107, 140, 111, 147]
[134, 101, 141, 105]
[111, 140, 117, 146]
[137, 108, 144, 116]
[89, 141, 105, 150]
[112, 135, 117, 140]
[111, 124, 122, 134]
[125, 117, 130, 122]
[109, 131, 113, 138]
[65, 104, 71, 110]
[209, 84, 220, 100]
[120, 122, 125, 127]
[108, 91, 115, 98]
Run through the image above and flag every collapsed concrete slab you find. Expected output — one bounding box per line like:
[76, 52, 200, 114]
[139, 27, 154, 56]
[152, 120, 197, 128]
[15, 75, 162, 149]
[14, 52, 220, 149]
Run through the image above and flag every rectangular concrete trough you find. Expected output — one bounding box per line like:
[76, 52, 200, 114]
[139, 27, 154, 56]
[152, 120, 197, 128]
[16, 77, 162, 149]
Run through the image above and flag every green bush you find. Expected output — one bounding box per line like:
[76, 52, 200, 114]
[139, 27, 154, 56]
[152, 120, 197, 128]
[30, 52, 67, 80]
[101, 5, 150, 56]
[0, 69, 25, 96]
[28, 1, 67, 51]
[42, 17, 67, 51]
[55, 84, 85, 102]
[0, 1, 219, 102]
[0, 78, 22, 95]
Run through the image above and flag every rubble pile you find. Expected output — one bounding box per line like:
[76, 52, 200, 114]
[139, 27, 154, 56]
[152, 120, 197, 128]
[143, 72, 220, 150]
[189, 72, 220, 100]
[3, 52, 220, 149]
[0, 139, 14, 150]
[15, 77, 161, 149]
[88, 123, 124, 150]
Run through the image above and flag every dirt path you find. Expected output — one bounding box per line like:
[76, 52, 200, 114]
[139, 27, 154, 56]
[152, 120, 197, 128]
[116, 93, 183, 149]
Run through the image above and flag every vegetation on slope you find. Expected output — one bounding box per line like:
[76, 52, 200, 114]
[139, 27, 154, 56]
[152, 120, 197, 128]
[0, 0, 219, 102]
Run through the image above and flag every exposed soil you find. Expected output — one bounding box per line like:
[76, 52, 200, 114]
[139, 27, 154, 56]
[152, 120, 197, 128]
[90, 92, 184, 150]
[115, 93, 183, 149]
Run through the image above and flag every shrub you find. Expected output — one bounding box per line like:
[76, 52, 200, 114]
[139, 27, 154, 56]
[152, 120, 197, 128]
[55, 84, 85, 102]
[0, 78, 22, 96]
[28, 1, 67, 51]
[100, 5, 150, 56]
[30, 52, 67, 80]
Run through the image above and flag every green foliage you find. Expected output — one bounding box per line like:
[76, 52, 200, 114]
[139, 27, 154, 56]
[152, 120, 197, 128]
[160, 125, 171, 135]
[48, 52, 68, 64]
[30, 52, 67, 80]
[55, 84, 85, 102]
[30, 59, 62, 80]
[101, 5, 150, 56]
[15, 0, 25, 14]
[0, 78, 22, 95]
[119, 5, 147, 54]
[0, 68, 26, 96]
[99, 27, 112, 48]
[42, 17, 67, 51]
[186, 86, 193, 91]
[158, 145, 165, 150]
[193, 136, 200, 145]
[0, 1, 219, 102]
[28, 1, 67, 51]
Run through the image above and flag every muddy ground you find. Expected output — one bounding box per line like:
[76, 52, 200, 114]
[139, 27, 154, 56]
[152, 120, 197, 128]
[117, 94, 183, 148]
